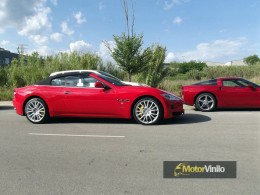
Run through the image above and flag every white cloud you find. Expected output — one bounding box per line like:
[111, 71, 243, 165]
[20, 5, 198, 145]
[61, 21, 74, 36]
[69, 40, 92, 53]
[27, 45, 51, 56]
[29, 34, 48, 45]
[173, 16, 183, 24]
[99, 2, 105, 11]
[37, 45, 51, 56]
[164, 0, 190, 10]
[50, 0, 58, 5]
[18, 3, 52, 36]
[73, 11, 86, 24]
[164, 52, 175, 63]
[177, 38, 248, 61]
[1, 40, 10, 46]
[50, 33, 63, 42]
[96, 41, 115, 63]
[0, 0, 37, 32]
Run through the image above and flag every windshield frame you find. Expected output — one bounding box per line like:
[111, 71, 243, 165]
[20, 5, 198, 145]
[97, 73, 128, 86]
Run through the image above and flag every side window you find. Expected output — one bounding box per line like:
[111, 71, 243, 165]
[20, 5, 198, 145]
[81, 75, 98, 88]
[51, 76, 80, 87]
[222, 80, 246, 87]
[65, 76, 80, 87]
[192, 79, 217, 86]
[223, 80, 239, 87]
[51, 75, 99, 88]
[51, 77, 65, 86]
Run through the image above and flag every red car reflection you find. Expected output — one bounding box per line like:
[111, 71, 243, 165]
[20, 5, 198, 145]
[182, 77, 260, 111]
[13, 70, 184, 125]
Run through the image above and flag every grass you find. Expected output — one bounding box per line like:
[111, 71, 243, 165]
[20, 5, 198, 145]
[159, 79, 197, 96]
[0, 86, 15, 101]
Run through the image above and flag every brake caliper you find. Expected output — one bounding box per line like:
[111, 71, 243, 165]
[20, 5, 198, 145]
[139, 105, 144, 116]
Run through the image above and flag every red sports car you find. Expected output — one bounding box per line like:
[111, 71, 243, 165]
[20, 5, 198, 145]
[13, 70, 184, 125]
[182, 77, 260, 111]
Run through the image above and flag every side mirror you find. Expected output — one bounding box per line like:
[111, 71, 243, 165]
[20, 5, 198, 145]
[94, 81, 105, 88]
[247, 85, 255, 91]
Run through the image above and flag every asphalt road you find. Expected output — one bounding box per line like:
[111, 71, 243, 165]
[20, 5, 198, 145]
[0, 104, 259, 195]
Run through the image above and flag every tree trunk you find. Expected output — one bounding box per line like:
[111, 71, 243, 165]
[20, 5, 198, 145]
[128, 73, 132, 82]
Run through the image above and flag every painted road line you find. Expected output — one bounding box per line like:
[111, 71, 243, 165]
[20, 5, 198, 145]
[29, 133, 125, 138]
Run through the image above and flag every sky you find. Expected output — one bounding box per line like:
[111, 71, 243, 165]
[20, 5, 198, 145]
[0, 0, 259, 63]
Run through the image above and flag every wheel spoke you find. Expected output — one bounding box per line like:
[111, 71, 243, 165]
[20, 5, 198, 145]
[135, 99, 159, 124]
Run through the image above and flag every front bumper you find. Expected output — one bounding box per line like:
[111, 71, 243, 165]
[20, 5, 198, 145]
[12, 99, 23, 115]
[164, 100, 184, 119]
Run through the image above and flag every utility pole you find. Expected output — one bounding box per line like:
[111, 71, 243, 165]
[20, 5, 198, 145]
[17, 44, 27, 55]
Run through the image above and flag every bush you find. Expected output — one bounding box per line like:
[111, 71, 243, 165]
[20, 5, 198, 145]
[0, 67, 7, 86]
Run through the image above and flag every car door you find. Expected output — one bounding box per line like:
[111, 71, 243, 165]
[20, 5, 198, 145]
[236, 79, 260, 107]
[60, 74, 118, 116]
[219, 79, 255, 107]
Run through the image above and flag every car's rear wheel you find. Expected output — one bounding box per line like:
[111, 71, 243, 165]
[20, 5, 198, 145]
[25, 98, 49, 124]
[133, 98, 162, 125]
[195, 93, 216, 112]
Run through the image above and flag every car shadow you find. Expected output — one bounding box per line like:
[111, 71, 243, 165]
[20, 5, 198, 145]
[185, 105, 260, 112]
[216, 108, 260, 112]
[0, 106, 14, 111]
[161, 113, 211, 125]
[50, 117, 136, 125]
[50, 114, 211, 125]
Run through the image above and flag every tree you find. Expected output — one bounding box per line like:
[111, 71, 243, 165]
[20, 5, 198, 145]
[244, 55, 260, 65]
[105, 0, 149, 81]
[109, 33, 150, 81]
[141, 45, 169, 87]
[172, 61, 207, 74]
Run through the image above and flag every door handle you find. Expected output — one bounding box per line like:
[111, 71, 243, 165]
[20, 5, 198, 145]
[64, 91, 71, 94]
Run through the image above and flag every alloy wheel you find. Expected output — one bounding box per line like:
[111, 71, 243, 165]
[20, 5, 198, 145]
[25, 98, 48, 123]
[133, 98, 161, 125]
[196, 93, 216, 111]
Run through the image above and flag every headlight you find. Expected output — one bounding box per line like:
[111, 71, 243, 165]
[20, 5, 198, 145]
[161, 93, 181, 101]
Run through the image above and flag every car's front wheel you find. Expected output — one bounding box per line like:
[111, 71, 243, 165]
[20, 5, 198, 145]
[25, 98, 49, 124]
[133, 97, 163, 125]
[195, 93, 216, 112]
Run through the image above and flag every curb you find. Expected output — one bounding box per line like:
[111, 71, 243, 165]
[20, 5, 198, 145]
[0, 101, 13, 106]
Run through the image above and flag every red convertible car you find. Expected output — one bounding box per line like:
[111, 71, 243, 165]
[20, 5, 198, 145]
[13, 70, 184, 125]
[182, 77, 260, 111]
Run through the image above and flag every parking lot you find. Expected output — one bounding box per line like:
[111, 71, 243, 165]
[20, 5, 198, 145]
[0, 103, 259, 195]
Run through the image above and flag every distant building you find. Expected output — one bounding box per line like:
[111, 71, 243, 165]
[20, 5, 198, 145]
[205, 60, 247, 67]
[225, 60, 246, 66]
[205, 61, 225, 66]
[0, 48, 19, 67]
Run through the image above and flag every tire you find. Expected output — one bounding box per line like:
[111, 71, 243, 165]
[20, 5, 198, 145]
[195, 93, 216, 112]
[25, 98, 49, 124]
[132, 97, 163, 125]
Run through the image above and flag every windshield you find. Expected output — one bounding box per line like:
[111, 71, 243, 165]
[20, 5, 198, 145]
[98, 73, 128, 86]
[237, 78, 260, 88]
[98, 71, 122, 81]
